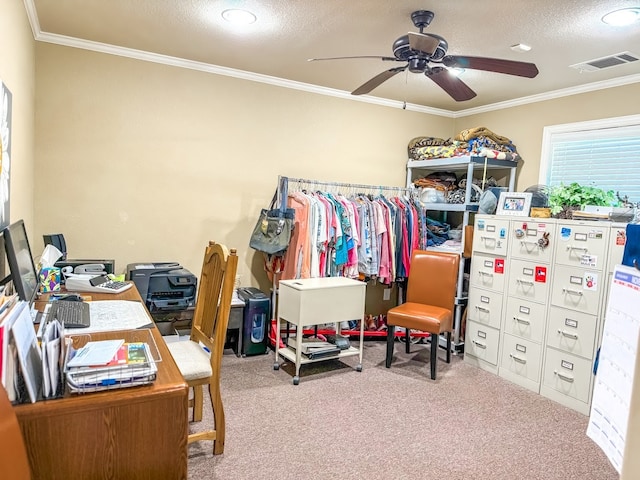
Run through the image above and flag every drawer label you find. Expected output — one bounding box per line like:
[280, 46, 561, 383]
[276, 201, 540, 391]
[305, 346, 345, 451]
[484, 260, 493, 268]
[570, 275, 583, 285]
[561, 360, 574, 370]
[477, 330, 487, 339]
[522, 267, 534, 276]
[516, 344, 527, 353]
[535, 266, 547, 283]
[487, 225, 496, 233]
[519, 306, 530, 315]
[526, 228, 538, 237]
[574, 232, 588, 241]
[565, 318, 578, 328]
[480, 295, 490, 303]
[495, 258, 505, 274]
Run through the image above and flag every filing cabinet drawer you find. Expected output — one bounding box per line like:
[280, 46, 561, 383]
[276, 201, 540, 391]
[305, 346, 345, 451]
[607, 224, 626, 274]
[550, 264, 602, 315]
[465, 321, 500, 366]
[470, 253, 507, 293]
[500, 333, 542, 384]
[467, 287, 503, 329]
[509, 220, 554, 263]
[473, 217, 510, 256]
[546, 306, 597, 359]
[542, 348, 592, 403]
[554, 222, 609, 270]
[503, 297, 546, 343]
[507, 259, 551, 304]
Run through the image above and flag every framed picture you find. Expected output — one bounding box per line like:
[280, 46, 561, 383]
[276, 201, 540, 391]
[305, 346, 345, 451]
[496, 192, 533, 217]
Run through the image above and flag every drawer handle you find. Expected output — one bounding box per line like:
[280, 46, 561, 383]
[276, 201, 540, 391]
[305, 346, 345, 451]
[520, 240, 539, 248]
[514, 316, 530, 325]
[479, 271, 494, 278]
[562, 288, 583, 296]
[510, 353, 527, 364]
[517, 279, 534, 286]
[558, 329, 578, 340]
[472, 340, 487, 349]
[566, 246, 588, 253]
[475, 306, 490, 313]
[481, 236, 496, 243]
[554, 370, 575, 383]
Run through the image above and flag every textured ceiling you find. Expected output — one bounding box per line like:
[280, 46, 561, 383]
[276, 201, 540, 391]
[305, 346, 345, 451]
[29, 0, 640, 113]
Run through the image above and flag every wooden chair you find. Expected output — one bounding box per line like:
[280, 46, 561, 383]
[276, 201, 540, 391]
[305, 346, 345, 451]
[0, 385, 31, 479]
[167, 242, 238, 454]
[385, 250, 459, 380]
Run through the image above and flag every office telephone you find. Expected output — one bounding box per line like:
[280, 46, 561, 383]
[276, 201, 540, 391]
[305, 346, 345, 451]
[65, 274, 133, 294]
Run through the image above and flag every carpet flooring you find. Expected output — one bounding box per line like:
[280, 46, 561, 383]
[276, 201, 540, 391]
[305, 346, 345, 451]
[186, 340, 618, 480]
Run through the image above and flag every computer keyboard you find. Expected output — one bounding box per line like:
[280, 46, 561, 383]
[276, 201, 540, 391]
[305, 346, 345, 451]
[48, 301, 91, 328]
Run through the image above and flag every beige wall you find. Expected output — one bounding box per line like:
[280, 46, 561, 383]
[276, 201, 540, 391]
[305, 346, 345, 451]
[34, 43, 453, 286]
[454, 83, 640, 190]
[32, 41, 640, 287]
[0, 0, 36, 237]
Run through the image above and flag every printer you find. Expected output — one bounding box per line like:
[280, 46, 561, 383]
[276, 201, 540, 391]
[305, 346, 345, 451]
[126, 262, 197, 312]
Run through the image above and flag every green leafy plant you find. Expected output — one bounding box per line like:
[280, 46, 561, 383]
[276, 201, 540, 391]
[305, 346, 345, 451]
[548, 182, 618, 215]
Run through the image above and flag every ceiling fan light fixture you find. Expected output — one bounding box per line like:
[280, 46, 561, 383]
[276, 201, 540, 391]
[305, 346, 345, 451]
[602, 8, 640, 26]
[446, 67, 465, 77]
[221, 9, 257, 25]
[510, 43, 532, 53]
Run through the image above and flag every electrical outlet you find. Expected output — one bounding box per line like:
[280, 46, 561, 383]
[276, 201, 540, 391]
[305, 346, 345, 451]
[383, 288, 391, 301]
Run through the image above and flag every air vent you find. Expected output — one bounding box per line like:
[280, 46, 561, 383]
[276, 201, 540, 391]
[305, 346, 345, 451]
[570, 51, 640, 72]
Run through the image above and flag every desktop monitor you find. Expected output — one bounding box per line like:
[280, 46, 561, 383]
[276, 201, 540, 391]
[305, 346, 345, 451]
[3, 219, 39, 303]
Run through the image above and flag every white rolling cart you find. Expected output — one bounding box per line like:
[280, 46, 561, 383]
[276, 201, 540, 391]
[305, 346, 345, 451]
[274, 277, 366, 385]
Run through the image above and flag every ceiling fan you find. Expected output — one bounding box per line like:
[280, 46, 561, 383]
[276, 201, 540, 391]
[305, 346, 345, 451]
[308, 10, 539, 101]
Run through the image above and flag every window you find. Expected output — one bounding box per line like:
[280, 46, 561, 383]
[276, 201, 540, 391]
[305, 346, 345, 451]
[539, 114, 640, 203]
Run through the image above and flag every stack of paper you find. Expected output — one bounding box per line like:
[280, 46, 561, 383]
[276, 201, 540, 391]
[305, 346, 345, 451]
[65, 340, 157, 393]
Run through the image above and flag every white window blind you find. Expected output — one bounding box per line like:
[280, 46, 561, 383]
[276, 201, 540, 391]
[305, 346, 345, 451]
[541, 118, 640, 203]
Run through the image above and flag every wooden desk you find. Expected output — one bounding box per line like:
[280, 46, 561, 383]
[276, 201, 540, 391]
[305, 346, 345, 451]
[14, 287, 188, 480]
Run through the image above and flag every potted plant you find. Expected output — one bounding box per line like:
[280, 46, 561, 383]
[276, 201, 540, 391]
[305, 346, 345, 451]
[548, 182, 618, 219]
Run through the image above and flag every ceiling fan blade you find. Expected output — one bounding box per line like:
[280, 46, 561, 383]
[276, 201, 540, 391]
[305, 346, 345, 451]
[407, 32, 439, 55]
[351, 66, 408, 96]
[443, 55, 539, 78]
[427, 67, 477, 102]
[308, 55, 398, 62]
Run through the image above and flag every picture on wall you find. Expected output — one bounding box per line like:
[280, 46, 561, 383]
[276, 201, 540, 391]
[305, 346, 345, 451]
[0, 80, 12, 229]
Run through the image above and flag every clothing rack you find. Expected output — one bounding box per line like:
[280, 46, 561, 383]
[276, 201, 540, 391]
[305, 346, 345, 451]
[280, 175, 414, 197]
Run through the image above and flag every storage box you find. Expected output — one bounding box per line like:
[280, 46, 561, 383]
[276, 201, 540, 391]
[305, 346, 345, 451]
[530, 207, 551, 218]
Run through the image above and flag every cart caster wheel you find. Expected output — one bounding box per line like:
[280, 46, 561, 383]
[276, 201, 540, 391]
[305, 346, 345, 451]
[356, 364, 362, 372]
[293, 376, 300, 385]
[273, 363, 280, 371]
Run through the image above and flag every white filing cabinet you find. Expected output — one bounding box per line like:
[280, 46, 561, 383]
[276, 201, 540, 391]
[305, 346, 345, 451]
[499, 219, 555, 393]
[464, 215, 511, 375]
[465, 216, 627, 415]
[275, 277, 366, 385]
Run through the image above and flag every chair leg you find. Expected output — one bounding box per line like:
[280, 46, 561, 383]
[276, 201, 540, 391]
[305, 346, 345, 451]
[193, 385, 203, 422]
[446, 331, 452, 363]
[405, 328, 410, 354]
[430, 334, 438, 380]
[385, 325, 395, 368]
[209, 383, 226, 455]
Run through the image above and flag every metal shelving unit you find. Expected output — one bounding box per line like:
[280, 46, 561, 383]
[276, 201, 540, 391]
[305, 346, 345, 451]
[406, 155, 519, 352]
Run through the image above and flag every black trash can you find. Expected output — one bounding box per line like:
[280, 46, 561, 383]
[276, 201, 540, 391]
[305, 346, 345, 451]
[236, 287, 270, 356]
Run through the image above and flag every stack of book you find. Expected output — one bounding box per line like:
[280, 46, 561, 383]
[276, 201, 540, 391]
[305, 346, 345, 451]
[286, 336, 341, 359]
[65, 340, 157, 393]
